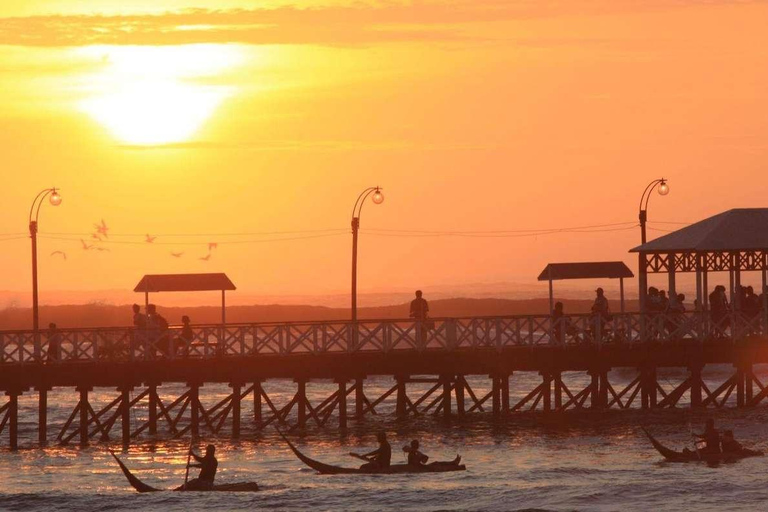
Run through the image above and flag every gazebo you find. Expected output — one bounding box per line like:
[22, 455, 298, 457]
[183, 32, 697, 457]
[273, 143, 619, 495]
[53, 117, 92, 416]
[537, 261, 634, 314]
[630, 208, 768, 322]
[134, 273, 236, 325]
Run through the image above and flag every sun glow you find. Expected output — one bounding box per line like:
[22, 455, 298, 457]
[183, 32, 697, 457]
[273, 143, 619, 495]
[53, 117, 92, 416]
[78, 45, 241, 145]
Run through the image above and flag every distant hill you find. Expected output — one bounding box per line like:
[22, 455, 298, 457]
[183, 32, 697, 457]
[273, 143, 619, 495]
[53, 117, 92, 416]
[0, 297, 637, 330]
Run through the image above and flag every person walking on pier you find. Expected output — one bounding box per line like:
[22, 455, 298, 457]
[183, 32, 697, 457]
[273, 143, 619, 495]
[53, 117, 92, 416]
[186, 444, 218, 490]
[146, 304, 170, 357]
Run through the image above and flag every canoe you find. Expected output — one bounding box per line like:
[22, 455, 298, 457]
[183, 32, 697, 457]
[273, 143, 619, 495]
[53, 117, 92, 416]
[109, 450, 260, 492]
[642, 428, 763, 463]
[280, 434, 466, 475]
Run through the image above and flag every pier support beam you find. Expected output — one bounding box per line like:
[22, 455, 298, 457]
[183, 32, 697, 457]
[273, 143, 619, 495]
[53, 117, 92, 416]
[231, 383, 241, 438]
[501, 374, 510, 415]
[296, 380, 307, 428]
[120, 386, 131, 446]
[77, 386, 90, 446]
[440, 375, 452, 418]
[190, 383, 200, 439]
[355, 378, 364, 420]
[690, 365, 703, 408]
[736, 366, 745, 408]
[148, 384, 158, 435]
[641, 367, 657, 409]
[553, 372, 562, 410]
[746, 364, 754, 405]
[37, 386, 49, 446]
[253, 381, 262, 426]
[542, 373, 552, 413]
[455, 376, 465, 416]
[396, 376, 408, 419]
[491, 375, 501, 416]
[6, 391, 20, 451]
[337, 380, 348, 431]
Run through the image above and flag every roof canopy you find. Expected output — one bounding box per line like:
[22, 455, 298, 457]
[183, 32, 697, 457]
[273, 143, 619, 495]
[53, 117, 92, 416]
[134, 273, 236, 293]
[537, 262, 634, 281]
[631, 208, 768, 253]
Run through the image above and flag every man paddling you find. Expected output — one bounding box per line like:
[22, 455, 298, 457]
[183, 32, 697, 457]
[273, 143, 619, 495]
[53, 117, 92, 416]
[694, 419, 721, 454]
[358, 432, 391, 470]
[186, 444, 218, 490]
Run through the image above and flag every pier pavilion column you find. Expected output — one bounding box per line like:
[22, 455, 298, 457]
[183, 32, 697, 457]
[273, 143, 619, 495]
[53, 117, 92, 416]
[148, 383, 158, 435]
[336, 380, 348, 431]
[690, 365, 703, 408]
[6, 390, 20, 451]
[440, 375, 452, 418]
[37, 385, 50, 446]
[230, 383, 241, 439]
[395, 376, 408, 419]
[189, 383, 200, 439]
[253, 381, 262, 426]
[77, 386, 91, 447]
[296, 380, 307, 428]
[455, 376, 465, 416]
[120, 386, 132, 446]
[355, 378, 365, 420]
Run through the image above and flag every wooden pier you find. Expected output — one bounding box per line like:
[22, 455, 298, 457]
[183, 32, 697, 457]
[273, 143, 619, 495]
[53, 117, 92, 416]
[1, 311, 768, 450]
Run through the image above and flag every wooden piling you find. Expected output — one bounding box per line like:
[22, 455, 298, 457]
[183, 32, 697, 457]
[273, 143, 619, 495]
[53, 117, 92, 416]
[501, 374, 510, 414]
[736, 366, 745, 408]
[396, 376, 407, 419]
[120, 386, 131, 446]
[254, 381, 262, 426]
[190, 383, 200, 439]
[355, 378, 364, 419]
[553, 372, 562, 410]
[78, 386, 89, 446]
[37, 386, 48, 446]
[231, 383, 241, 438]
[690, 365, 702, 408]
[148, 384, 158, 435]
[7, 391, 19, 451]
[337, 380, 348, 431]
[455, 375, 465, 416]
[492, 376, 500, 416]
[441, 375, 451, 418]
[296, 380, 307, 427]
[542, 373, 552, 413]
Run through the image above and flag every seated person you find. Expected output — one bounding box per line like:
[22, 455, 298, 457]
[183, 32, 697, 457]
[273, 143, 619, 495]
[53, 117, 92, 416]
[694, 418, 721, 454]
[359, 432, 391, 470]
[402, 440, 429, 466]
[185, 444, 218, 491]
[721, 430, 743, 454]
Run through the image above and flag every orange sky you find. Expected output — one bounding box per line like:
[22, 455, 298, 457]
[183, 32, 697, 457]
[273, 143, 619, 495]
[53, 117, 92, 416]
[1, 1, 767, 305]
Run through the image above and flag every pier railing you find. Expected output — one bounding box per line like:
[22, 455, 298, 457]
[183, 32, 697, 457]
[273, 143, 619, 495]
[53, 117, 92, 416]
[1, 311, 767, 365]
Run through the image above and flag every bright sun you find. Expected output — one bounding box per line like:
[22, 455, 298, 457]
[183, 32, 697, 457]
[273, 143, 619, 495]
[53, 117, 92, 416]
[78, 45, 240, 145]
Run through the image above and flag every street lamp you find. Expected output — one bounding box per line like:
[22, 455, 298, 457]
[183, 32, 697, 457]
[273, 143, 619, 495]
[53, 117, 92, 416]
[29, 188, 62, 334]
[638, 178, 668, 244]
[351, 186, 384, 323]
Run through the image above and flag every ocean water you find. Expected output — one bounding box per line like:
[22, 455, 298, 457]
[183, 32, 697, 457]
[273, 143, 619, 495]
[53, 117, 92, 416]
[2, 367, 768, 512]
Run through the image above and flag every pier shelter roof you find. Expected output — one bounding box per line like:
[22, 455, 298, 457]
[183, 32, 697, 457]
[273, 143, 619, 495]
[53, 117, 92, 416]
[134, 273, 236, 324]
[538, 261, 633, 313]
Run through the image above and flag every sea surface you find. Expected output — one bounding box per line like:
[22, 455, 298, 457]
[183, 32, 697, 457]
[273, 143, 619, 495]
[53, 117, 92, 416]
[2, 367, 768, 512]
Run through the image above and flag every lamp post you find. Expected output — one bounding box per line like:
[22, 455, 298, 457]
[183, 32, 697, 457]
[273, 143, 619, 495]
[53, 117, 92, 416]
[351, 187, 384, 323]
[638, 178, 669, 244]
[30, 188, 62, 334]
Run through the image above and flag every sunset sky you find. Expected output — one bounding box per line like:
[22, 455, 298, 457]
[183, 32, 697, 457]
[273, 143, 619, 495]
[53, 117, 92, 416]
[1, 1, 767, 306]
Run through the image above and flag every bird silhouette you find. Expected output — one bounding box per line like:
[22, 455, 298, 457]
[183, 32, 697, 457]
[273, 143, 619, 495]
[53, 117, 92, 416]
[145, 234, 156, 243]
[94, 219, 109, 238]
[171, 252, 184, 258]
[91, 233, 102, 241]
[95, 247, 111, 252]
[51, 251, 67, 260]
[80, 239, 93, 250]
[199, 254, 212, 261]
[208, 243, 218, 251]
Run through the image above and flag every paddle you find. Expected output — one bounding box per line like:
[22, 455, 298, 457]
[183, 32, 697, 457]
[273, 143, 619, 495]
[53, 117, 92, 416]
[182, 439, 194, 490]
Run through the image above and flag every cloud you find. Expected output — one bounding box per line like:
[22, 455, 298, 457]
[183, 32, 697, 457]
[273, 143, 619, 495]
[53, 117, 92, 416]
[0, 1, 753, 47]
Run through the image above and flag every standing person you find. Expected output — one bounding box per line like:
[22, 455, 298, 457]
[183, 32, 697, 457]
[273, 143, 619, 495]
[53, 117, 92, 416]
[590, 288, 611, 340]
[709, 285, 729, 337]
[132, 304, 146, 330]
[146, 304, 169, 357]
[175, 315, 194, 357]
[551, 302, 573, 344]
[410, 290, 431, 343]
[46, 322, 61, 363]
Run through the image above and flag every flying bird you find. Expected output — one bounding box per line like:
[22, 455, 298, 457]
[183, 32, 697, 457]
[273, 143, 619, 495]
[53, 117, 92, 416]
[94, 219, 109, 238]
[51, 251, 67, 260]
[91, 233, 102, 241]
[80, 239, 93, 250]
[171, 252, 184, 258]
[199, 254, 211, 261]
[208, 243, 218, 251]
[95, 247, 111, 252]
[145, 234, 156, 243]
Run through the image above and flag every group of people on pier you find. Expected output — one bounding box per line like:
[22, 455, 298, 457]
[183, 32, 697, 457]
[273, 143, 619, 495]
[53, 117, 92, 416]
[132, 304, 194, 357]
